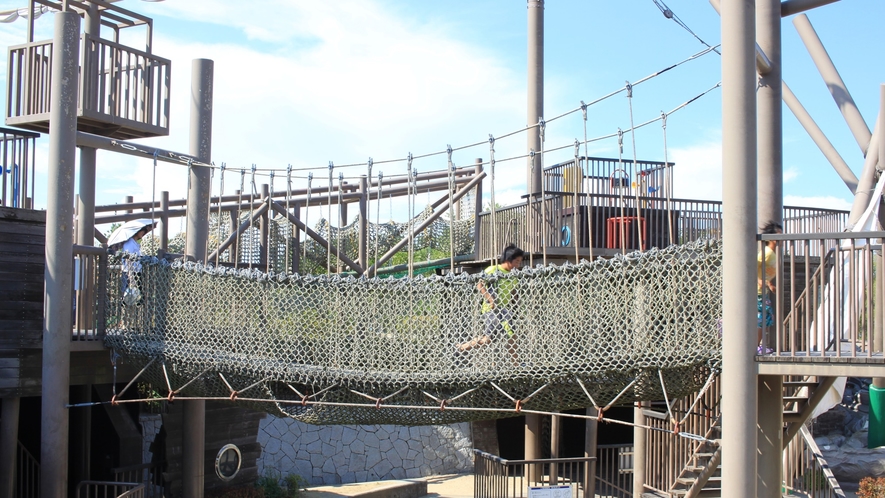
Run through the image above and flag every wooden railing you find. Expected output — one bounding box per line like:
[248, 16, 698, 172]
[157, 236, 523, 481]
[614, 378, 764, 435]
[73, 244, 108, 341]
[0, 127, 39, 209]
[80, 35, 170, 133]
[762, 232, 884, 358]
[7, 34, 170, 138]
[783, 426, 846, 497]
[16, 440, 39, 498]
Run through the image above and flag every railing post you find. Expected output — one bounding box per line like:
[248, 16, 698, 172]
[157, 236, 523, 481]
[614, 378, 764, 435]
[473, 158, 483, 259]
[159, 191, 169, 254]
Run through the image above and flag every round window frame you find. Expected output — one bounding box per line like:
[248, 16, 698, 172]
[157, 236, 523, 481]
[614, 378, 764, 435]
[215, 444, 242, 482]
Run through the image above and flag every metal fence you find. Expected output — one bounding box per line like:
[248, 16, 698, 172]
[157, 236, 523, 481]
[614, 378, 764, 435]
[73, 245, 108, 342]
[783, 426, 846, 497]
[594, 444, 632, 498]
[0, 127, 38, 209]
[76, 482, 145, 498]
[762, 231, 885, 358]
[113, 463, 163, 498]
[15, 441, 39, 498]
[476, 190, 847, 261]
[474, 450, 595, 498]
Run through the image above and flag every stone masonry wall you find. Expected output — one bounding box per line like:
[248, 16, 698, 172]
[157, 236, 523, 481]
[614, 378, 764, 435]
[256, 415, 474, 485]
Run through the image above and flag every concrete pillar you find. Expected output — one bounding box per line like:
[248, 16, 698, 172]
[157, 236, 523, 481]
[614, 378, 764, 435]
[0, 397, 20, 498]
[527, 0, 544, 195]
[41, 10, 80, 498]
[756, 2, 783, 494]
[721, 0, 759, 497]
[183, 58, 213, 498]
[632, 403, 647, 496]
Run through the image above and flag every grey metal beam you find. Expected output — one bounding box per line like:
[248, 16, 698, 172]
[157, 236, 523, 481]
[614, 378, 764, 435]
[782, 82, 857, 193]
[183, 58, 213, 498]
[793, 14, 872, 155]
[721, 0, 758, 497]
[41, 11, 80, 498]
[780, 0, 840, 18]
[847, 119, 880, 229]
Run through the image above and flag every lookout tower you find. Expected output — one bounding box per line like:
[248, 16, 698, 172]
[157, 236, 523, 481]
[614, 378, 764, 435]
[5, 0, 170, 139]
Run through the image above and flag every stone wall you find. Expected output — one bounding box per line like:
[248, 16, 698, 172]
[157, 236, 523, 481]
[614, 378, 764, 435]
[256, 416, 474, 485]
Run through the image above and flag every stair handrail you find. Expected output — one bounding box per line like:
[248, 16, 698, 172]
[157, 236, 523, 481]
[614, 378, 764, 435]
[782, 425, 846, 497]
[16, 440, 40, 498]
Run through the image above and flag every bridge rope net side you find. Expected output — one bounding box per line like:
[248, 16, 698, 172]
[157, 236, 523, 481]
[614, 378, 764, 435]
[104, 239, 722, 426]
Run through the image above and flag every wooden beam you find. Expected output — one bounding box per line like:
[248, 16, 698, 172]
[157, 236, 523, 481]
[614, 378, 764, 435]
[269, 201, 364, 275]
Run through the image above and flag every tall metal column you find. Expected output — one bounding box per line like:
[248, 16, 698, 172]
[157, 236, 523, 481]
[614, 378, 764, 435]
[584, 407, 598, 498]
[527, 0, 544, 195]
[183, 58, 213, 498]
[42, 10, 81, 497]
[632, 402, 647, 495]
[0, 397, 20, 498]
[756, 1, 783, 494]
[525, 0, 544, 471]
[721, 0, 758, 497]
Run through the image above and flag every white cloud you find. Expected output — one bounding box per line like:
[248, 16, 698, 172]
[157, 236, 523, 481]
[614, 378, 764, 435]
[783, 195, 852, 212]
[783, 166, 799, 183]
[669, 141, 722, 201]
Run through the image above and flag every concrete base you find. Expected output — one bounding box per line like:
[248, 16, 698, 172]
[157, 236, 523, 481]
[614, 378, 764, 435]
[303, 479, 428, 498]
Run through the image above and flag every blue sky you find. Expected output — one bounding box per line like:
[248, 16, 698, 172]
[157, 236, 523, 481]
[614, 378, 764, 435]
[1, 0, 883, 227]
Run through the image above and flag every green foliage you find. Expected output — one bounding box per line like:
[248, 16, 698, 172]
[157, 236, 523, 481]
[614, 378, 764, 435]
[255, 470, 306, 498]
[859, 477, 885, 498]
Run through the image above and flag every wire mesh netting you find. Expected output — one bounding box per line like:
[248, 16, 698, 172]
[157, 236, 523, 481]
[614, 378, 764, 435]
[104, 239, 722, 426]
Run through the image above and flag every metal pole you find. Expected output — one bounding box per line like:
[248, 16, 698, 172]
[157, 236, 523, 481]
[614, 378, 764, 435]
[358, 176, 368, 270]
[756, 0, 783, 228]
[0, 397, 20, 498]
[632, 403, 647, 496]
[526, 1, 544, 473]
[872, 84, 885, 448]
[550, 413, 560, 485]
[721, 0, 758, 497]
[793, 14, 872, 154]
[755, 3, 783, 494]
[183, 58, 213, 498]
[782, 82, 857, 193]
[78, 148, 96, 246]
[160, 191, 169, 253]
[41, 10, 80, 498]
[292, 203, 301, 273]
[527, 0, 543, 196]
[583, 407, 598, 498]
[473, 159, 483, 259]
[259, 183, 269, 266]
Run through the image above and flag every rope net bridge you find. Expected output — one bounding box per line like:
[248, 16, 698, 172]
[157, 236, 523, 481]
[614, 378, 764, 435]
[104, 240, 722, 426]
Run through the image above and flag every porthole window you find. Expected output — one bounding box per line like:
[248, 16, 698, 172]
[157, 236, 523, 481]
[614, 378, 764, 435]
[215, 444, 241, 481]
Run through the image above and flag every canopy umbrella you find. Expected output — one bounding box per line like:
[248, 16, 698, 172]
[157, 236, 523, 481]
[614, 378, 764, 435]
[107, 219, 156, 247]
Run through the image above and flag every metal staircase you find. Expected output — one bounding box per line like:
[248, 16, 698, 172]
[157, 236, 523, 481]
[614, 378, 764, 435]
[783, 376, 839, 448]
